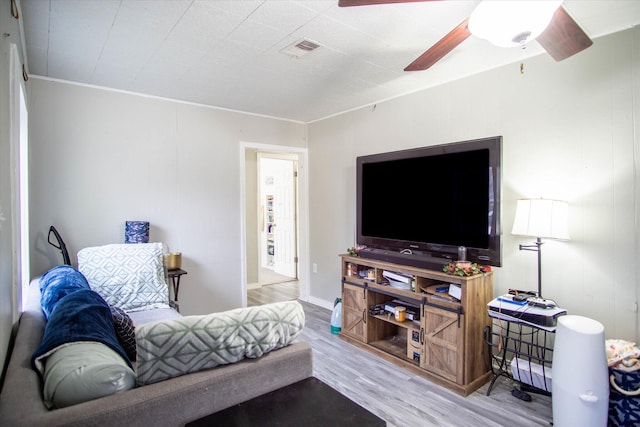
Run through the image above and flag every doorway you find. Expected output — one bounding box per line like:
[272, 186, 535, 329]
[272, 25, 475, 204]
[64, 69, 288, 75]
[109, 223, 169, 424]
[241, 143, 308, 308]
[258, 154, 298, 284]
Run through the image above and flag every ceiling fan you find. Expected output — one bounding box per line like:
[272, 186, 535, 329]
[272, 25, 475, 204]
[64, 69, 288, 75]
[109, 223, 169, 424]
[338, 0, 593, 71]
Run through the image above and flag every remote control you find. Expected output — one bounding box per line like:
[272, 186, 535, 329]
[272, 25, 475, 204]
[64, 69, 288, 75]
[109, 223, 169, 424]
[527, 297, 556, 309]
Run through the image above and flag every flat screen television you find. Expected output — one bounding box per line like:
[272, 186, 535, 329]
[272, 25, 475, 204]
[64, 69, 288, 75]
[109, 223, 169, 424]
[356, 136, 502, 270]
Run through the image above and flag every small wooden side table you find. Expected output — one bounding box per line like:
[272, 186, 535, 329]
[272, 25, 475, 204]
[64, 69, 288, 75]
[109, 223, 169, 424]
[167, 268, 187, 301]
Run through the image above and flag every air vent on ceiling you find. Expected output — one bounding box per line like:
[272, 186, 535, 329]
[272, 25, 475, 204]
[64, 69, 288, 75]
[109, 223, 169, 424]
[280, 39, 322, 59]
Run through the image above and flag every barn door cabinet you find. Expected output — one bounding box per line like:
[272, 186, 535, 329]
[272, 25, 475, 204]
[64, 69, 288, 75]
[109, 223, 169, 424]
[340, 254, 493, 396]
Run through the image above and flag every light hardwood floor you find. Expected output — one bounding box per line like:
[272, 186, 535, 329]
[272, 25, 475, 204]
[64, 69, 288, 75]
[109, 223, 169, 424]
[247, 285, 553, 427]
[247, 279, 299, 306]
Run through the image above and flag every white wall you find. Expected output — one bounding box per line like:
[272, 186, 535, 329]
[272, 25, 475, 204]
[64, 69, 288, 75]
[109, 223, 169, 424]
[22, 26, 640, 340]
[307, 27, 640, 341]
[28, 78, 306, 315]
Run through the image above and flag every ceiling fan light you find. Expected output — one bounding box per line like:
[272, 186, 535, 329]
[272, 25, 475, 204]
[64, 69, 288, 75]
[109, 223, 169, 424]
[469, 0, 562, 48]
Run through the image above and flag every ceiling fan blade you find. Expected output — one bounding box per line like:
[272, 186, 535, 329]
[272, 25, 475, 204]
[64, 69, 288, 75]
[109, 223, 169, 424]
[536, 5, 593, 62]
[404, 18, 470, 71]
[339, 0, 437, 7]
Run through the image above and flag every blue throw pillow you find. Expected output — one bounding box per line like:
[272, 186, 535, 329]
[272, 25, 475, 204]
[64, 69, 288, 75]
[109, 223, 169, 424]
[39, 265, 91, 319]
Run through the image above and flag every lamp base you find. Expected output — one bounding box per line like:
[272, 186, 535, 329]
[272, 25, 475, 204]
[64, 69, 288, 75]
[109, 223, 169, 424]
[518, 237, 543, 298]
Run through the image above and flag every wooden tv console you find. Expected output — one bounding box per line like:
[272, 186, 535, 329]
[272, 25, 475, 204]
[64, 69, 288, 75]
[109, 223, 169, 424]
[339, 254, 493, 396]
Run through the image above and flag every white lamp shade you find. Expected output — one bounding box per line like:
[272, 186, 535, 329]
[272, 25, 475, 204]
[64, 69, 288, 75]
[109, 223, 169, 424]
[469, 0, 562, 47]
[512, 198, 570, 240]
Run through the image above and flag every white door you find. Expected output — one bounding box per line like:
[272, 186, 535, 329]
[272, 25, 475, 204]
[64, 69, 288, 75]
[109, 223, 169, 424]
[273, 159, 297, 278]
[259, 155, 298, 279]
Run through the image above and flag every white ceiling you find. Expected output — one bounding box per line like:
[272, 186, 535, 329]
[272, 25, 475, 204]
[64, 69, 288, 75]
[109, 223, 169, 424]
[19, 0, 640, 123]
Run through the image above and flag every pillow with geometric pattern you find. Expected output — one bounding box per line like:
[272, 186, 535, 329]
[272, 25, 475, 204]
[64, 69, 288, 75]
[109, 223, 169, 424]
[136, 300, 305, 386]
[78, 242, 169, 312]
[110, 305, 136, 362]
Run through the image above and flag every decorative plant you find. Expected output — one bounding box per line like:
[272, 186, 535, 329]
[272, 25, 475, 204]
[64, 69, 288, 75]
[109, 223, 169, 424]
[443, 261, 488, 277]
[347, 245, 366, 256]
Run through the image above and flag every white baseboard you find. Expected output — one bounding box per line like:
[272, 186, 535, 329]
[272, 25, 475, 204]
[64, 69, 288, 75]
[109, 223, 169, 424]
[305, 295, 334, 311]
[247, 282, 261, 290]
[248, 283, 333, 311]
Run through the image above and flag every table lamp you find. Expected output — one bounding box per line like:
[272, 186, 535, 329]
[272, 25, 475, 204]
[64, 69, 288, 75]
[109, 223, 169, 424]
[511, 198, 569, 298]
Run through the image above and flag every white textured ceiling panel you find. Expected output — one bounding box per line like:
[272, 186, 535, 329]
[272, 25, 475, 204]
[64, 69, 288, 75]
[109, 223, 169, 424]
[19, 0, 640, 122]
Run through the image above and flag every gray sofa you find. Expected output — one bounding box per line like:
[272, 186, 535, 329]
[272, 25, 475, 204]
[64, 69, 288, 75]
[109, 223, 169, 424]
[0, 281, 313, 426]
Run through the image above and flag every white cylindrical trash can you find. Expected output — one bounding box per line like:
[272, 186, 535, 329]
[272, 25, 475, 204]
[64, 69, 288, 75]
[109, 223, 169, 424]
[552, 315, 609, 427]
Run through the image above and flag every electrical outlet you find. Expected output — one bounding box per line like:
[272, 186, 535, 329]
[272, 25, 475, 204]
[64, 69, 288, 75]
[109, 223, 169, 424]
[312, 263, 317, 273]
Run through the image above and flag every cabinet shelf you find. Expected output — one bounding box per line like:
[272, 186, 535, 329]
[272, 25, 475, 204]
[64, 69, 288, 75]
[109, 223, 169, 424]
[343, 277, 374, 288]
[371, 314, 420, 331]
[366, 281, 422, 304]
[369, 335, 418, 365]
[339, 254, 493, 396]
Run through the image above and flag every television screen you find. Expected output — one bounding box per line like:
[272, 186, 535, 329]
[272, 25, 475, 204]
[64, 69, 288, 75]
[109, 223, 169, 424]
[356, 136, 501, 268]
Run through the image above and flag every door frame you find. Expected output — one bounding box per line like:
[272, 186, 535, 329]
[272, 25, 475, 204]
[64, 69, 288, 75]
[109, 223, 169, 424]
[239, 142, 309, 307]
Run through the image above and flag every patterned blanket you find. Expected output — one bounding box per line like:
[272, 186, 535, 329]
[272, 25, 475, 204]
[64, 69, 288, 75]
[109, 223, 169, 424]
[136, 300, 305, 385]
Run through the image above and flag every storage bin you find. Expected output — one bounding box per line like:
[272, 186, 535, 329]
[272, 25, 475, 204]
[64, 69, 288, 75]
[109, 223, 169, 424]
[609, 368, 640, 426]
[510, 357, 552, 392]
[552, 315, 608, 427]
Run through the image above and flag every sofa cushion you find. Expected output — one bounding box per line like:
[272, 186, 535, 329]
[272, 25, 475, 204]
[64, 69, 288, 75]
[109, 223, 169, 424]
[39, 265, 91, 319]
[136, 300, 305, 385]
[77, 242, 169, 312]
[128, 306, 183, 325]
[41, 342, 135, 409]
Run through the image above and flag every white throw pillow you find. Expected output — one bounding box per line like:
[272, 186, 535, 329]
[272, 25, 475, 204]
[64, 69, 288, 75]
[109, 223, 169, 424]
[78, 242, 169, 312]
[42, 342, 135, 409]
[136, 300, 305, 385]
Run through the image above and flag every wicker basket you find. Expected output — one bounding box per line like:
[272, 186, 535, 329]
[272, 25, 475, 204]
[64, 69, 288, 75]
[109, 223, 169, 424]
[609, 367, 640, 426]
